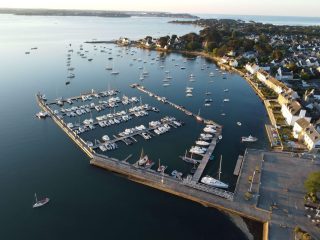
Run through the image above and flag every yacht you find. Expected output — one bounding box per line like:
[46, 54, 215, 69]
[209, 72, 214, 77]
[33, 193, 50, 208]
[237, 122, 242, 126]
[203, 127, 216, 134]
[224, 89, 229, 92]
[223, 98, 230, 102]
[201, 156, 228, 189]
[196, 140, 210, 146]
[163, 83, 170, 87]
[201, 176, 229, 189]
[36, 111, 49, 119]
[241, 135, 258, 142]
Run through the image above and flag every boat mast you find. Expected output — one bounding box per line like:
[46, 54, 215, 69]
[218, 155, 222, 180]
[158, 158, 160, 168]
[140, 148, 144, 159]
[34, 193, 37, 202]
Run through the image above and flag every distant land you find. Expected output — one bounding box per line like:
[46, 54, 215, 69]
[0, 8, 198, 19]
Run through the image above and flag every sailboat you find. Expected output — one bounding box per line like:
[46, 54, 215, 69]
[137, 148, 149, 166]
[196, 109, 202, 121]
[201, 155, 229, 189]
[33, 193, 50, 208]
[157, 158, 167, 173]
[111, 61, 119, 75]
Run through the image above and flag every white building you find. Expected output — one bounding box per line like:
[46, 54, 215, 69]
[276, 67, 294, 81]
[229, 59, 238, 67]
[257, 70, 288, 94]
[293, 118, 320, 150]
[281, 100, 310, 126]
[245, 63, 260, 75]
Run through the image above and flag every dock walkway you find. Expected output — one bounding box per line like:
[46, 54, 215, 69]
[192, 129, 221, 182]
[132, 84, 221, 128]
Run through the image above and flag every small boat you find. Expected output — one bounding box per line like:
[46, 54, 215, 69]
[32, 193, 50, 208]
[241, 135, 258, 142]
[163, 83, 170, 87]
[223, 99, 230, 102]
[209, 72, 214, 77]
[237, 122, 242, 126]
[102, 135, 110, 141]
[157, 159, 167, 173]
[224, 89, 229, 92]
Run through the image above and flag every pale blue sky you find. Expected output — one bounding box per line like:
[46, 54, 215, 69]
[1, 0, 320, 17]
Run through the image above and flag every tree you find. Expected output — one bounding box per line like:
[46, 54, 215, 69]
[304, 171, 320, 194]
[272, 49, 283, 60]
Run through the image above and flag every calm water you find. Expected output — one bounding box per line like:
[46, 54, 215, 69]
[198, 14, 320, 26]
[0, 15, 269, 239]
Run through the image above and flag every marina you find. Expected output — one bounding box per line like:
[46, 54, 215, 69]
[35, 90, 274, 226]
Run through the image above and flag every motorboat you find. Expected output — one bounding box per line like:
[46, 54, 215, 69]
[102, 135, 110, 141]
[196, 140, 210, 146]
[241, 135, 258, 142]
[237, 122, 242, 126]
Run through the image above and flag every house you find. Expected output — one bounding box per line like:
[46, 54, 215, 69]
[229, 59, 238, 67]
[242, 51, 256, 59]
[245, 63, 260, 75]
[293, 118, 320, 150]
[277, 89, 299, 105]
[257, 70, 288, 94]
[220, 56, 229, 64]
[276, 67, 294, 81]
[280, 100, 310, 126]
[306, 58, 319, 67]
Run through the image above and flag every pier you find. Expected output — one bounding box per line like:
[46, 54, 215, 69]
[131, 84, 221, 128]
[233, 155, 244, 176]
[92, 120, 181, 149]
[192, 129, 221, 182]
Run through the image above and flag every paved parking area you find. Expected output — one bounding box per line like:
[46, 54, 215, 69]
[257, 151, 320, 239]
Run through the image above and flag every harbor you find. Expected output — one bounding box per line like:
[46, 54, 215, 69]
[35, 90, 274, 233]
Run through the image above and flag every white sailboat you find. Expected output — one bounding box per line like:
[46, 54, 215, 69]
[201, 155, 229, 189]
[32, 193, 50, 208]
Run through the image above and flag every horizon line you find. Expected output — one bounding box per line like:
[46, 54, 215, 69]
[1, 7, 320, 19]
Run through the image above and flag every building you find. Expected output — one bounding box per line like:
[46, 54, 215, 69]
[257, 70, 288, 94]
[276, 67, 294, 81]
[280, 100, 310, 126]
[245, 63, 260, 75]
[277, 89, 299, 105]
[229, 59, 238, 67]
[293, 118, 320, 150]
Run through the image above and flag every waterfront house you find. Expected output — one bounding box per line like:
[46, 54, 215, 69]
[281, 100, 310, 126]
[229, 59, 238, 67]
[220, 56, 229, 64]
[278, 89, 299, 106]
[257, 70, 288, 94]
[293, 118, 320, 150]
[245, 63, 260, 75]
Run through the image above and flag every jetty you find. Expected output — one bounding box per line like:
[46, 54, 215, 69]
[131, 84, 221, 127]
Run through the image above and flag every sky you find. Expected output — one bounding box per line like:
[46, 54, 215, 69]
[1, 0, 320, 17]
